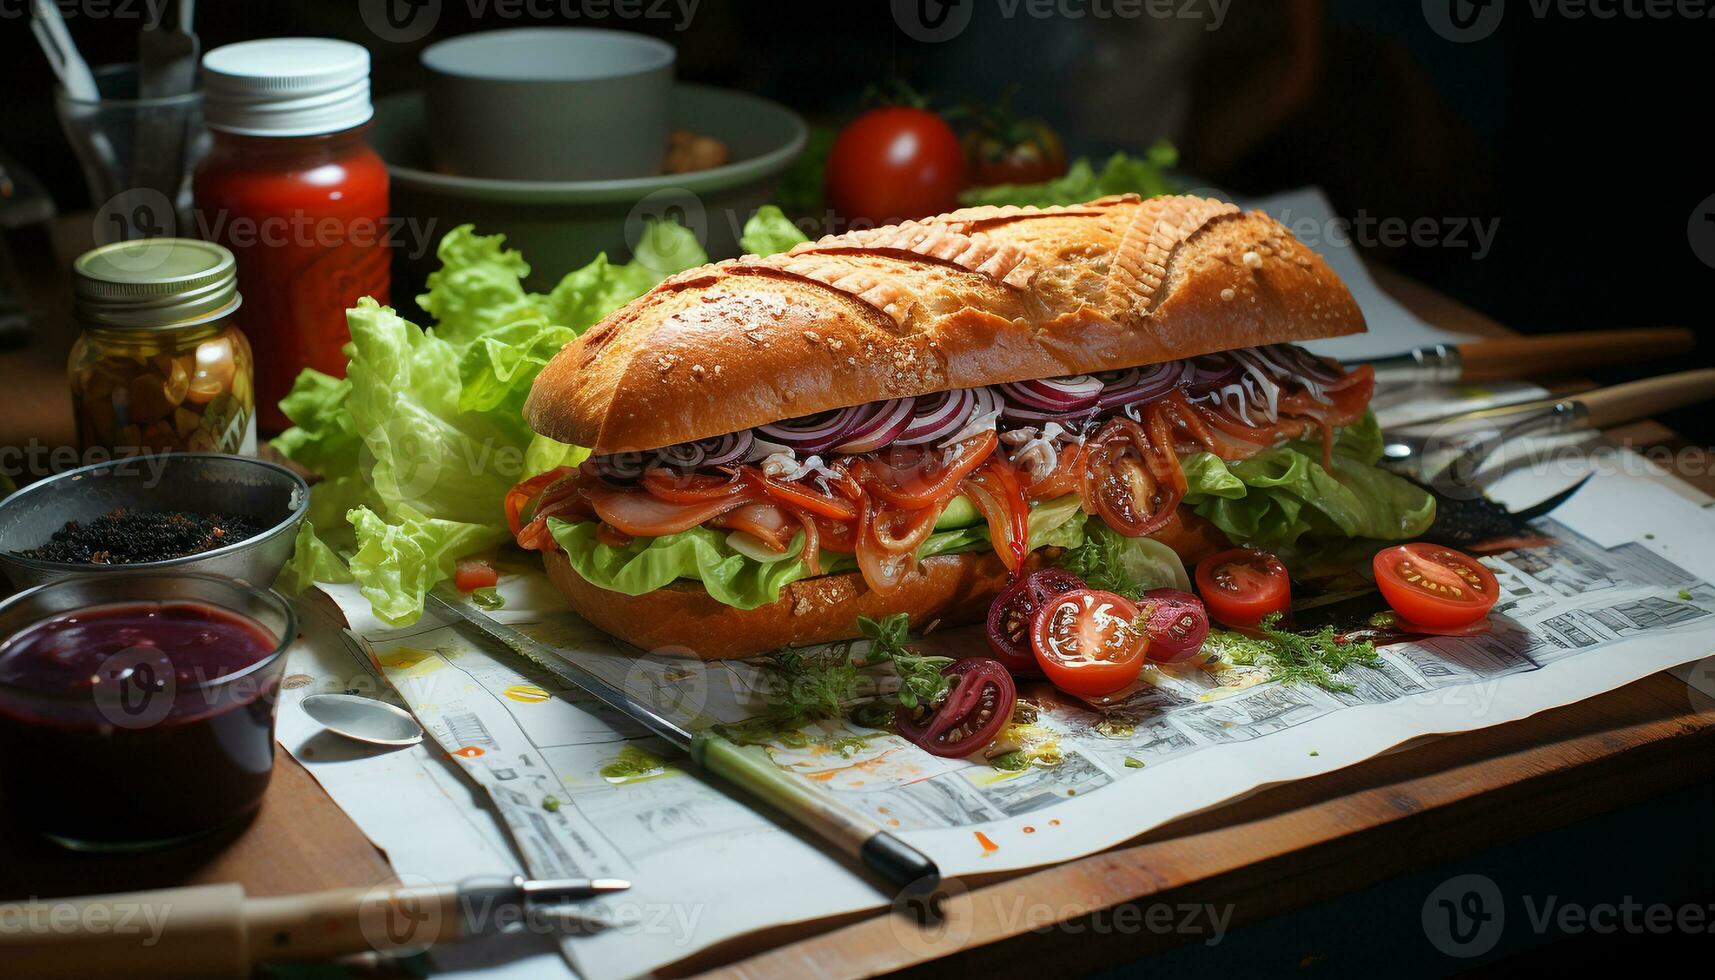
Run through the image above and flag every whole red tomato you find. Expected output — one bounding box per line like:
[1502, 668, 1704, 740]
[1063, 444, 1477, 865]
[825, 107, 964, 227]
[965, 119, 1066, 185]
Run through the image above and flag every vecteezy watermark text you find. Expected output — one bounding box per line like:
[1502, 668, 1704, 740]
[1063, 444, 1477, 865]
[360, 0, 699, 42]
[892, 0, 1229, 42]
[1426, 0, 1715, 42]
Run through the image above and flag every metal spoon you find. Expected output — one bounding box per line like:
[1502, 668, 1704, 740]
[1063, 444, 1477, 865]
[301, 693, 424, 747]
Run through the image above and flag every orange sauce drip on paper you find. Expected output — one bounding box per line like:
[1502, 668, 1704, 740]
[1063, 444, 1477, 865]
[974, 831, 999, 853]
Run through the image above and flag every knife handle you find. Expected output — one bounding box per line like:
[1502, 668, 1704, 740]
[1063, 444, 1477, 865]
[692, 735, 941, 894]
[1573, 369, 1715, 430]
[1458, 328, 1695, 382]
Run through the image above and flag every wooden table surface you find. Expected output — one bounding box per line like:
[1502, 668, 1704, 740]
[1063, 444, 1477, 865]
[4, 227, 1713, 978]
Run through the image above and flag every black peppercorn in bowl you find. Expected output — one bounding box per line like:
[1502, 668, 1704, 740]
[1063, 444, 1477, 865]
[0, 454, 308, 591]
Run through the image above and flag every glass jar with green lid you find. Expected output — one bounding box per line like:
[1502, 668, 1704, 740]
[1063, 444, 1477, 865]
[69, 239, 256, 456]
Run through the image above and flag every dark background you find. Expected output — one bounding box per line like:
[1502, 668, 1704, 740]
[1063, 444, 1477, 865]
[5, 1, 1709, 369]
[2, 2, 1710, 420]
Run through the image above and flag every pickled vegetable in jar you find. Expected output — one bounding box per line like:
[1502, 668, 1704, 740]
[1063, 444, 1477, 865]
[69, 239, 256, 456]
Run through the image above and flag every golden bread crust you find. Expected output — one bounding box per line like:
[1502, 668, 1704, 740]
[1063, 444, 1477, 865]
[525, 194, 1365, 454]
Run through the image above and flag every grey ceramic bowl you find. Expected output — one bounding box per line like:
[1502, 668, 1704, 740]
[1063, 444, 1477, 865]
[0, 454, 309, 591]
[373, 84, 806, 301]
[423, 27, 676, 181]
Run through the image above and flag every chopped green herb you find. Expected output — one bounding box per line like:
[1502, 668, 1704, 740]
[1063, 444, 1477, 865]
[1679, 589, 1694, 601]
[858, 613, 954, 711]
[1059, 524, 1143, 598]
[471, 587, 505, 611]
[1309, 750, 1320, 757]
[1123, 756, 1145, 769]
[990, 750, 1030, 772]
[542, 796, 561, 812]
[1202, 612, 1380, 692]
[733, 614, 953, 736]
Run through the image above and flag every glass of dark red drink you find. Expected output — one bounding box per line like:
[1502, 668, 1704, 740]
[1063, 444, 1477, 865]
[0, 573, 295, 851]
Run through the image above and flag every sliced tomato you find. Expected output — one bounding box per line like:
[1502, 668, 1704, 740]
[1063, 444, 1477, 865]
[1195, 548, 1291, 628]
[895, 657, 1016, 758]
[1373, 543, 1499, 628]
[864, 431, 997, 508]
[1030, 589, 1150, 697]
[1138, 588, 1210, 663]
[757, 473, 860, 522]
[985, 569, 1085, 673]
[1080, 415, 1185, 538]
[454, 556, 498, 592]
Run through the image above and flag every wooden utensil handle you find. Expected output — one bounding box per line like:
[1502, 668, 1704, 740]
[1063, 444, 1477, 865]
[1458, 328, 1695, 382]
[1575, 369, 1715, 430]
[0, 883, 248, 979]
[694, 735, 941, 892]
[242, 883, 465, 961]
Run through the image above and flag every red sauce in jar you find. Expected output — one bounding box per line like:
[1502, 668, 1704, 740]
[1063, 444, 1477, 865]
[194, 126, 390, 432]
[0, 601, 283, 847]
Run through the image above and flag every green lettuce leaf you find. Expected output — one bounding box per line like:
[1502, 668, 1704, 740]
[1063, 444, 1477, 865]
[1181, 413, 1435, 553]
[959, 144, 1179, 208]
[276, 520, 354, 595]
[739, 205, 810, 256]
[347, 506, 502, 625]
[273, 219, 709, 625]
[547, 493, 1093, 610]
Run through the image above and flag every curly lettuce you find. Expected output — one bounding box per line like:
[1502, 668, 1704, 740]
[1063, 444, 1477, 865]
[1180, 413, 1435, 554]
[273, 220, 710, 624]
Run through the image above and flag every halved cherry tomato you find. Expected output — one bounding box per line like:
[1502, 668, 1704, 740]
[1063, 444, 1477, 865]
[454, 557, 498, 592]
[1195, 548, 1291, 628]
[896, 657, 1016, 758]
[986, 569, 1086, 673]
[1138, 588, 1209, 663]
[1372, 543, 1499, 628]
[1030, 589, 1150, 697]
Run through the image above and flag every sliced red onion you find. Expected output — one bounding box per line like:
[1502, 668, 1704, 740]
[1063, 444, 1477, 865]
[1180, 354, 1241, 391]
[1096, 362, 1181, 409]
[592, 452, 647, 481]
[940, 387, 1003, 446]
[1230, 349, 1283, 423]
[757, 407, 860, 454]
[655, 441, 706, 469]
[897, 388, 976, 445]
[833, 397, 915, 453]
[998, 375, 1104, 411]
[1260, 344, 1343, 384]
[1256, 344, 1342, 404]
[699, 430, 753, 467]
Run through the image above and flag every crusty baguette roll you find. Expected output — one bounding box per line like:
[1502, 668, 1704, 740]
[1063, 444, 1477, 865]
[526, 194, 1365, 454]
[544, 508, 1232, 659]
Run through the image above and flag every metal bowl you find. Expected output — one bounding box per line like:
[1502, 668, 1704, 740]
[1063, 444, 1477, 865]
[0, 454, 309, 591]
